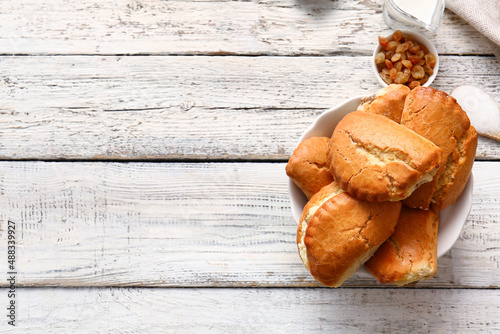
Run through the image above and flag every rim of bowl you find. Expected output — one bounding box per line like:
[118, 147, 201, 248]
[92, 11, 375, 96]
[373, 30, 439, 88]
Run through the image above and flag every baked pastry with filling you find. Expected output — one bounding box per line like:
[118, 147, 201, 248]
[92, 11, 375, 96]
[297, 181, 401, 287]
[357, 84, 410, 123]
[327, 110, 442, 202]
[365, 206, 439, 286]
[401, 87, 477, 210]
[286, 137, 333, 199]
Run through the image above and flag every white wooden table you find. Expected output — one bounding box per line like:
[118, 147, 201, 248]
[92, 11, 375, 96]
[0, 1, 499, 332]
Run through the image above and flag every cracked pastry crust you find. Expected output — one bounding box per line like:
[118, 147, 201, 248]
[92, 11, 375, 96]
[357, 84, 410, 123]
[432, 125, 477, 210]
[327, 110, 442, 202]
[365, 206, 439, 286]
[297, 181, 401, 287]
[286, 137, 334, 199]
[401, 86, 477, 210]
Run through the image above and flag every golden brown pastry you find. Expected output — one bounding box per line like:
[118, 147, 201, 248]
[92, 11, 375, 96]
[286, 137, 334, 199]
[432, 125, 477, 210]
[401, 86, 477, 210]
[365, 206, 439, 286]
[357, 84, 410, 123]
[297, 181, 402, 287]
[327, 110, 442, 202]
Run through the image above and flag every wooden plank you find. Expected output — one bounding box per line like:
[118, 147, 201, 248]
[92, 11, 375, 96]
[0, 0, 493, 56]
[0, 55, 499, 160]
[1, 287, 499, 332]
[0, 161, 498, 288]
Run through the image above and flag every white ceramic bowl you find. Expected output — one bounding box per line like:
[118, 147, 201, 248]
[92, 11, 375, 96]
[288, 96, 473, 258]
[373, 30, 439, 88]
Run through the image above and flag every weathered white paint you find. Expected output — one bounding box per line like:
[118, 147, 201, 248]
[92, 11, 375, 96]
[0, 56, 498, 160]
[0, 161, 497, 288]
[0, 287, 498, 333]
[0, 0, 493, 55]
[0, 0, 498, 331]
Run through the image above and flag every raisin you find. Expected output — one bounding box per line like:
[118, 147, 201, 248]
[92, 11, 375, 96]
[391, 53, 402, 62]
[409, 81, 421, 89]
[412, 66, 425, 79]
[394, 60, 403, 72]
[396, 42, 410, 53]
[380, 73, 392, 85]
[387, 41, 399, 51]
[392, 30, 403, 42]
[425, 53, 437, 67]
[394, 72, 406, 84]
[409, 45, 420, 53]
[385, 59, 394, 69]
[378, 36, 389, 49]
[402, 60, 413, 68]
[423, 65, 434, 75]
[420, 75, 429, 85]
[389, 68, 397, 81]
[408, 55, 420, 65]
[375, 52, 386, 64]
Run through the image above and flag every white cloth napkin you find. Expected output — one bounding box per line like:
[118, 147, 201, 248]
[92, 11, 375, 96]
[446, 0, 500, 61]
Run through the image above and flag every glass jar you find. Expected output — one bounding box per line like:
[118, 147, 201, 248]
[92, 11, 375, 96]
[383, 0, 445, 32]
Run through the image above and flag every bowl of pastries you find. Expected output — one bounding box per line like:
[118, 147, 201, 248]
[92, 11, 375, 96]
[286, 84, 476, 287]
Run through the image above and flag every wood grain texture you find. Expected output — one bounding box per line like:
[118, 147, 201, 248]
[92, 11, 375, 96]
[0, 287, 499, 333]
[0, 161, 497, 288]
[0, 0, 493, 56]
[0, 55, 499, 160]
[0, 0, 497, 330]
